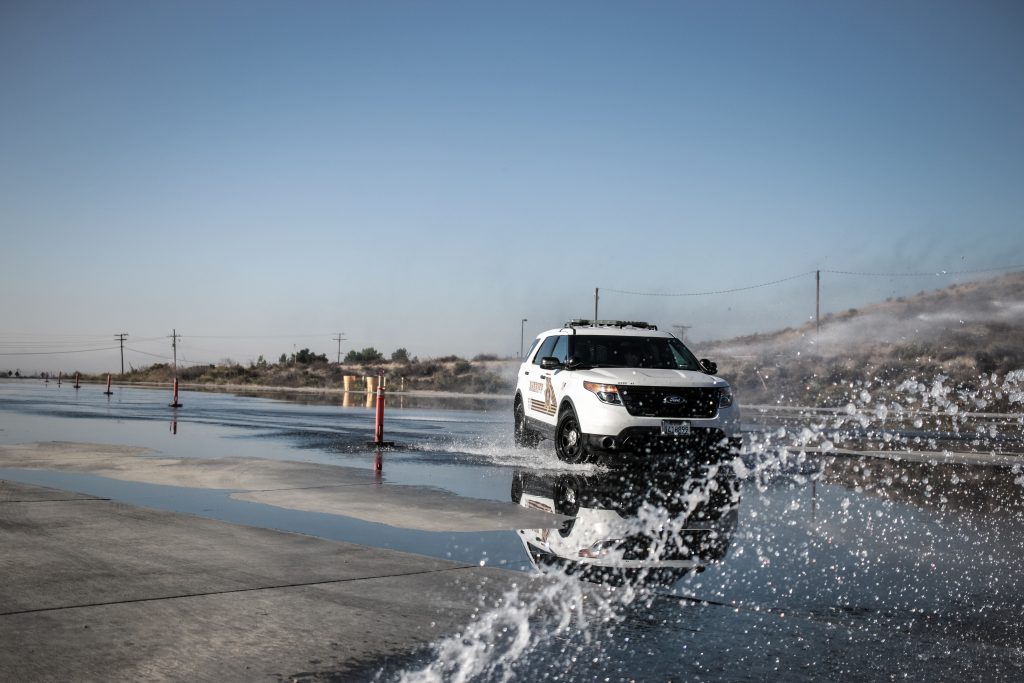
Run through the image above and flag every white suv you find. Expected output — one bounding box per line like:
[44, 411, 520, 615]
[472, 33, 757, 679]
[513, 320, 740, 463]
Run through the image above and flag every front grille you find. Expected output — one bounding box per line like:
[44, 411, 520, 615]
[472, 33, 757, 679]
[618, 386, 720, 419]
[618, 529, 730, 562]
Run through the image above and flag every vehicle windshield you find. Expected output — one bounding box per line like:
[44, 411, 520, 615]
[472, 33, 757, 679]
[570, 335, 702, 370]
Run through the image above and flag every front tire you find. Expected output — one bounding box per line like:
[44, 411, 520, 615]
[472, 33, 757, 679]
[554, 407, 590, 464]
[510, 471, 524, 503]
[514, 398, 540, 448]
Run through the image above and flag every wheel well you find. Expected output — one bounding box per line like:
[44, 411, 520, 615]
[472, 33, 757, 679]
[557, 398, 576, 420]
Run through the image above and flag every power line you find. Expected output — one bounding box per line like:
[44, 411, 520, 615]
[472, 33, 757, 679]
[601, 263, 1023, 298]
[123, 346, 207, 366]
[183, 333, 336, 339]
[0, 345, 121, 356]
[601, 271, 816, 297]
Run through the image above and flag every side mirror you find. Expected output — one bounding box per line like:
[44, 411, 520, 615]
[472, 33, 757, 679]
[540, 357, 563, 370]
[699, 358, 718, 375]
[564, 356, 583, 370]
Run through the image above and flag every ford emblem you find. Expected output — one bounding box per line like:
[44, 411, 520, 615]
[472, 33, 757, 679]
[663, 395, 683, 405]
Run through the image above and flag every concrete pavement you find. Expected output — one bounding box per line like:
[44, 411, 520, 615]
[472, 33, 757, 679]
[0, 478, 521, 681]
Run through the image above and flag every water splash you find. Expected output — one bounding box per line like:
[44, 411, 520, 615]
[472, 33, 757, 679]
[390, 369, 1024, 681]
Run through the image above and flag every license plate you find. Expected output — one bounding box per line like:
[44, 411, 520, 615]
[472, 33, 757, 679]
[661, 420, 691, 436]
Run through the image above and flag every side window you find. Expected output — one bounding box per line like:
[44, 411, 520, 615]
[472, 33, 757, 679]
[523, 337, 541, 361]
[550, 335, 568, 363]
[532, 336, 558, 365]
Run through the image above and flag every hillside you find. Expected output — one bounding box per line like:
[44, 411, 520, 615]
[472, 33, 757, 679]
[88, 355, 518, 396]
[701, 272, 1024, 409]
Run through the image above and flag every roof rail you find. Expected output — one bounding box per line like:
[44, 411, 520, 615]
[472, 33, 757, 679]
[564, 319, 658, 330]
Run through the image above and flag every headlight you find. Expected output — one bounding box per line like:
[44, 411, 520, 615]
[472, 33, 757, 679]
[583, 381, 621, 405]
[719, 387, 734, 408]
[579, 539, 622, 559]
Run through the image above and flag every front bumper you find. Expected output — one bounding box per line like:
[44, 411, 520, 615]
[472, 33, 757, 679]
[583, 427, 741, 458]
[577, 399, 741, 457]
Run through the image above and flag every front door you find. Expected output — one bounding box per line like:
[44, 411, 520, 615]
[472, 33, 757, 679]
[526, 334, 568, 428]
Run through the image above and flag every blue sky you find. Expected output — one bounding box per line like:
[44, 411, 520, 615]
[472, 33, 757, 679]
[2, 0, 1023, 372]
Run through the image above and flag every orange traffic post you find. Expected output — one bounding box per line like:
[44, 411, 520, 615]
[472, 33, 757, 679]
[73, 372, 80, 389]
[366, 375, 395, 448]
[169, 377, 183, 408]
[103, 374, 113, 396]
[374, 375, 385, 443]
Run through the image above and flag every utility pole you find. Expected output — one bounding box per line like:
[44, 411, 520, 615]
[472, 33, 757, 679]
[594, 287, 599, 320]
[671, 324, 691, 343]
[170, 329, 181, 376]
[115, 333, 128, 375]
[333, 333, 346, 364]
[520, 318, 528, 358]
[816, 270, 821, 336]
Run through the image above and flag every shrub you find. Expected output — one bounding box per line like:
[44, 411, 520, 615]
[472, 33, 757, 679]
[293, 348, 328, 364]
[345, 347, 385, 363]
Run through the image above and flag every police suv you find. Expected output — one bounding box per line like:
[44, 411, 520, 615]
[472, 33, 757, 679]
[513, 320, 740, 463]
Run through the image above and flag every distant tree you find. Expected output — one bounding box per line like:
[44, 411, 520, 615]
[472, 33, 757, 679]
[293, 348, 328, 364]
[345, 347, 385, 363]
[14, 370, 20, 377]
[256, 355, 268, 368]
[279, 353, 288, 365]
[7, 370, 12, 377]
[391, 348, 410, 363]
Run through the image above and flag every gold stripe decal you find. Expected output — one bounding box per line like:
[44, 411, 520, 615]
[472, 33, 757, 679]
[529, 399, 556, 416]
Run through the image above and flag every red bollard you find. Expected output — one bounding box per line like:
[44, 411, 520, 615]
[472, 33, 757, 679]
[73, 372, 80, 389]
[169, 377, 183, 408]
[374, 376, 385, 444]
[103, 374, 113, 396]
[366, 375, 394, 448]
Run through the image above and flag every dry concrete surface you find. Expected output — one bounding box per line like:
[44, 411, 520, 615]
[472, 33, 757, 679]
[0, 442, 553, 681]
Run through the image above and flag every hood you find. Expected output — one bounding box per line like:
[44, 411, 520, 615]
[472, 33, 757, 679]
[578, 367, 728, 387]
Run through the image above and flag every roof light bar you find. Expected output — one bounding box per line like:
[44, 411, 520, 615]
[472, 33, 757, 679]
[564, 319, 657, 330]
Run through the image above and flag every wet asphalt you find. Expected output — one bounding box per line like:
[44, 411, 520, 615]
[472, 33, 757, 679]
[1, 379, 1023, 681]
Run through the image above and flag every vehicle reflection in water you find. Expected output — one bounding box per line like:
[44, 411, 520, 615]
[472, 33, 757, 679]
[169, 420, 178, 435]
[511, 460, 741, 586]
